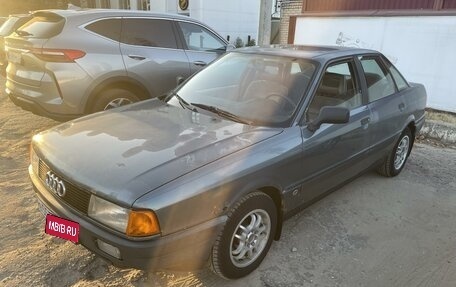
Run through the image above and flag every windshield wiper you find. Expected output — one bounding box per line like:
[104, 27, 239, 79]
[166, 91, 196, 112]
[15, 30, 33, 37]
[191, 103, 252, 125]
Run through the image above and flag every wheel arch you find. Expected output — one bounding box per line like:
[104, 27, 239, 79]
[402, 114, 417, 155]
[402, 114, 416, 137]
[257, 186, 284, 241]
[407, 121, 416, 138]
[406, 120, 416, 156]
[84, 76, 153, 114]
[224, 183, 284, 241]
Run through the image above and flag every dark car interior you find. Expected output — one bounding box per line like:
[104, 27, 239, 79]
[307, 71, 360, 121]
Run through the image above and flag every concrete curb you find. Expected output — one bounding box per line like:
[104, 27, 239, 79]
[419, 119, 456, 145]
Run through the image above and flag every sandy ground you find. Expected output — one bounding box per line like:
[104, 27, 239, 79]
[1, 77, 456, 287]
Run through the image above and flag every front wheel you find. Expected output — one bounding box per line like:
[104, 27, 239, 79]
[377, 127, 413, 177]
[211, 192, 277, 279]
[91, 88, 140, 113]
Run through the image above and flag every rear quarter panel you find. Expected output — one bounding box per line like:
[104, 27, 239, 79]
[405, 82, 427, 132]
[43, 20, 126, 113]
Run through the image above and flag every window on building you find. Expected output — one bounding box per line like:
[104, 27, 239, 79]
[139, 0, 150, 10]
[119, 0, 130, 9]
[99, 0, 111, 8]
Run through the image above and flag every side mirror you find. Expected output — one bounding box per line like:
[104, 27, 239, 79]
[307, 106, 350, 132]
[226, 44, 236, 51]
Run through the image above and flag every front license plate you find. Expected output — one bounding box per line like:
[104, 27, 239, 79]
[45, 214, 80, 244]
[7, 51, 21, 64]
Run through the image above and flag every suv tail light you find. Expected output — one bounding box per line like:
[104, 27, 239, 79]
[31, 48, 86, 62]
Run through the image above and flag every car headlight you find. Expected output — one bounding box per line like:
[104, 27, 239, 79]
[88, 195, 160, 237]
[30, 145, 39, 174]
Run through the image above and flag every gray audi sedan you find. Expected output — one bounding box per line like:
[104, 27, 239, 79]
[30, 45, 426, 279]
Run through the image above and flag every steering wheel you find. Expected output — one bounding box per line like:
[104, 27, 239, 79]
[265, 93, 296, 109]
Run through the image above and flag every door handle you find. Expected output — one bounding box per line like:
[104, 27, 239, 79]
[193, 61, 207, 67]
[361, 117, 370, 126]
[398, 102, 405, 112]
[128, 55, 146, 61]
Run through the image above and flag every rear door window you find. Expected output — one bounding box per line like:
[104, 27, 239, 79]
[388, 64, 409, 91]
[359, 56, 396, 102]
[120, 18, 178, 49]
[15, 13, 64, 38]
[85, 19, 121, 41]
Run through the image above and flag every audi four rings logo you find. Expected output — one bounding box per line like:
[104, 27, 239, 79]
[45, 171, 66, 197]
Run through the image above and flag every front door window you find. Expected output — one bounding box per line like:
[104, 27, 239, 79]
[307, 61, 361, 122]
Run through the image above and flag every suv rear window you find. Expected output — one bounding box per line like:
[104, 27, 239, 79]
[15, 13, 64, 39]
[85, 19, 121, 41]
[0, 17, 20, 36]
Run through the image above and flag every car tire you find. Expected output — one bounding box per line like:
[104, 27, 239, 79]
[91, 88, 140, 112]
[377, 127, 413, 177]
[211, 191, 277, 279]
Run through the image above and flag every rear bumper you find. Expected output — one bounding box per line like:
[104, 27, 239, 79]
[7, 89, 81, 121]
[29, 165, 225, 271]
[5, 61, 91, 119]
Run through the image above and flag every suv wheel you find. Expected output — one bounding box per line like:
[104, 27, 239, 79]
[92, 88, 140, 112]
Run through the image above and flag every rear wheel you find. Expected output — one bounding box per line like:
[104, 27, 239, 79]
[91, 88, 140, 112]
[211, 192, 277, 279]
[377, 127, 413, 177]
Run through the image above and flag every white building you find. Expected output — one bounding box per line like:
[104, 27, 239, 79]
[88, 0, 262, 45]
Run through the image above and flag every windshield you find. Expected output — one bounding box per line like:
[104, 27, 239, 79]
[169, 52, 316, 127]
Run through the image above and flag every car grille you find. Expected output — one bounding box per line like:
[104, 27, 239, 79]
[38, 160, 91, 214]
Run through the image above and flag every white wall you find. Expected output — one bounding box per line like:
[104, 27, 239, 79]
[194, 0, 261, 43]
[294, 16, 456, 113]
[151, 0, 261, 45]
[108, 0, 261, 45]
[148, 0, 162, 11]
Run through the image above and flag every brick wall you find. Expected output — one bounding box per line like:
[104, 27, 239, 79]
[279, 0, 303, 44]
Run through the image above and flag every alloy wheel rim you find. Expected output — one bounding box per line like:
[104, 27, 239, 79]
[394, 135, 410, 170]
[103, 98, 133, 110]
[230, 209, 271, 268]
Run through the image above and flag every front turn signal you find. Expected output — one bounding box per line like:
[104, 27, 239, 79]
[126, 210, 160, 237]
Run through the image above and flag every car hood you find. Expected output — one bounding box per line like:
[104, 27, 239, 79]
[34, 99, 282, 206]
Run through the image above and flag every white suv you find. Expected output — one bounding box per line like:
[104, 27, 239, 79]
[5, 9, 229, 120]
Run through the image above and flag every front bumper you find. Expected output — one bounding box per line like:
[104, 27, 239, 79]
[29, 165, 226, 271]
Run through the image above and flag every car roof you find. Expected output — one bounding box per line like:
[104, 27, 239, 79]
[235, 45, 379, 62]
[34, 9, 196, 22]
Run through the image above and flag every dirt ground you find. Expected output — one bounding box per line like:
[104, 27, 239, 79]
[1, 77, 456, 287]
